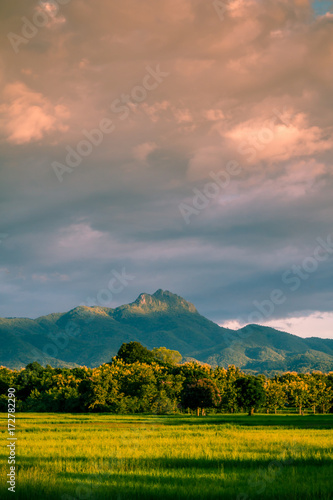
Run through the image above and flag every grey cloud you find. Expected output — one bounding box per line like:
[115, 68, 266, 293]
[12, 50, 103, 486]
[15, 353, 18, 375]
[0, 0, 332, 338]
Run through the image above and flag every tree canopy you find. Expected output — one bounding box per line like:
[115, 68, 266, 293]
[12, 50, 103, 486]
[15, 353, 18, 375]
[0, 342, 332, 415]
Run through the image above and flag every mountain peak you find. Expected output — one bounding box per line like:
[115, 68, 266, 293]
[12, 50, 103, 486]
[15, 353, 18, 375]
[129, 289, 197, 314]
[1, 291, 333, 373]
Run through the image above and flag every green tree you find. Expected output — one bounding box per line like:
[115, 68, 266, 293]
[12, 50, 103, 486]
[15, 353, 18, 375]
[215, 365, 242, 413]
[0, 367, 16, 395]
[116, 342, 155, 364]
[152, 347, 182, 365]
[181, 378, 221, 416]
[235, 376, 266, 416]
[287, 379, 309, 414]
[83, 364, 123, 412]
[176, 361, 213, 383]
[316, 382, 333, 414]
[264, 380, 286, 414]
[307, 377, 321, 414]
[25, 361, 45, 374]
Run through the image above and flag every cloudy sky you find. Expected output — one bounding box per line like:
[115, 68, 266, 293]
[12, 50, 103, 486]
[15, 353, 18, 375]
[0, 0, 333, 339]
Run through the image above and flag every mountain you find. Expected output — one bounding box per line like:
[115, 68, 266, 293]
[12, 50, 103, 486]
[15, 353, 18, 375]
[0, 289, 332, 374]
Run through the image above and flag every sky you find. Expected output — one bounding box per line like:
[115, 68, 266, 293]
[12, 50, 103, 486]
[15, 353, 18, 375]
[0, 0, 332, 339]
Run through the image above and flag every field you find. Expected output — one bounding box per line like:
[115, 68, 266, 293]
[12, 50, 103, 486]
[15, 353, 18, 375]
[0, 413, 333, 500]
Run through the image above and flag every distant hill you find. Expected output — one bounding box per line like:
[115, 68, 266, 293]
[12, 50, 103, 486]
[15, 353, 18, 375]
[0, 289, 332, 374]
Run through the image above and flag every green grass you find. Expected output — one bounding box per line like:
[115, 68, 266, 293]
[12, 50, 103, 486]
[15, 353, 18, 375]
[0, 413, 332, 499]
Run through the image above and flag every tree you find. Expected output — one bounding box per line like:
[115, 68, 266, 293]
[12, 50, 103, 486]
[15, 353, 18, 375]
[316, 382, 333, 414]
[264, 380, 286, 414]
[176, 361, 213, 383]
[216, 365, 242, 413]
[0, 367, 15, 395]
[82, 364, 123, 412]
[152, 347, 182, 365]
[116, 342, 155, 364]
[307, 377, 321, 414]
[25, 362, 45, 374]
[181, 378, 221, 416]
[235, 376, 266, 416]
[287, 379, 309, 414]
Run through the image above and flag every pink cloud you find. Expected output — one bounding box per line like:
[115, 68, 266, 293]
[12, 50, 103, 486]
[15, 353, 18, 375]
[224, 112, 333, 165]
[203, 109, 225, 122]
[0, 82, 69, 144]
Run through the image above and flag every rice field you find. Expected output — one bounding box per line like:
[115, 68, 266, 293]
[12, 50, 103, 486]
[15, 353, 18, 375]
[0, 413, 332, 499]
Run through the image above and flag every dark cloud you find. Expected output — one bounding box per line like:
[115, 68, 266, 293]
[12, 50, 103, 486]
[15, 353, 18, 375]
[0, 0, 332, 338]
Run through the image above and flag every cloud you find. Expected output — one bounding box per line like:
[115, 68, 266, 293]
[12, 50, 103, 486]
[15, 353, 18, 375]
[187, 146, 230, 181]
[172, 108, 193, 124]
[0, 82, 69, 144]
[225, 112, 333, 165]
[221, 311, 333, 339]
[32, 273, 70, 283]
[0, 0, 332, 340]
[35, 2, 67, 27]
[259, 311, 333, 339]
[133, 142, 157, 162]
[57, 223, 107, 259]
[203, 109, 225, 122]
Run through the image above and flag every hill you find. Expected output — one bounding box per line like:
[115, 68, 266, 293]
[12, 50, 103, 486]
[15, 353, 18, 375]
[0, 289, 332, 374]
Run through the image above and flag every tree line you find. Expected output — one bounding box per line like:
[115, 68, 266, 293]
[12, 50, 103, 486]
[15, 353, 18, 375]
[1, 342, 332, 415]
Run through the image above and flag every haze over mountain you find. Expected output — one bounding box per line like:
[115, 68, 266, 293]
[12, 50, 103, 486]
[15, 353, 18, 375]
[1, 290, 332, 374]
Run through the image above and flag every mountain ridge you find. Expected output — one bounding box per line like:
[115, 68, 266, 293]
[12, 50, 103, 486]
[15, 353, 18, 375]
[0, 290, 332, 374]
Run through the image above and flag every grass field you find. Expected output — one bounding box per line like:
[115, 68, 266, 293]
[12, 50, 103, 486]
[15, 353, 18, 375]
[0, 413, 332, 499]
